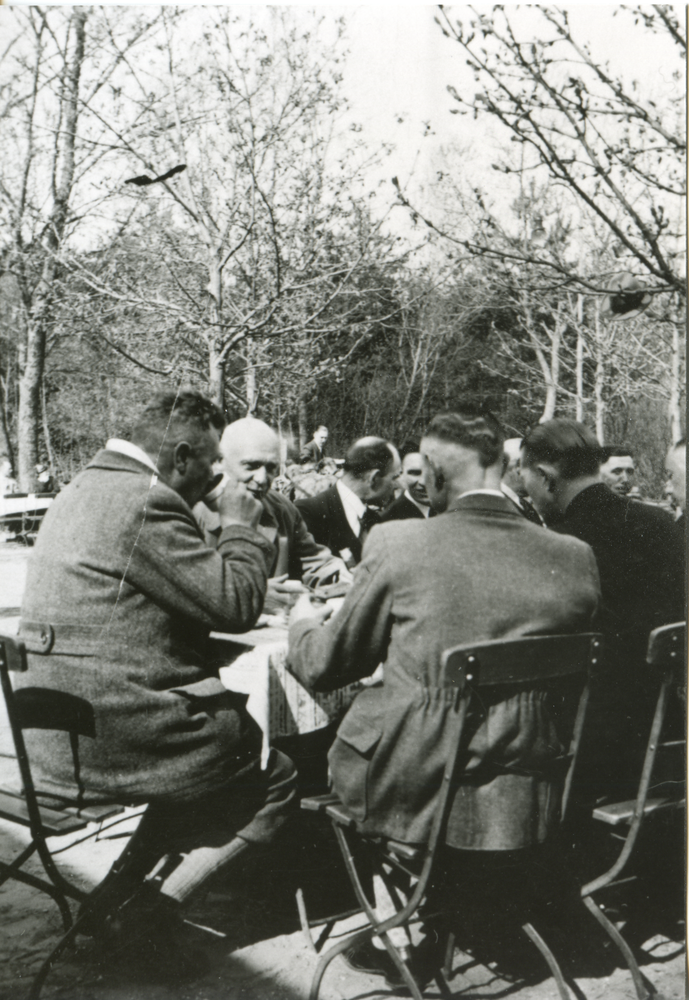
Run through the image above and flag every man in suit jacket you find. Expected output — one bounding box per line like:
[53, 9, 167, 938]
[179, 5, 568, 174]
[195, 418, 348, 612]
[17, 391, 296, 965]
[300, 425, 329, 465]
[501, 436, 543, 525]
[381, 442, 435, 522]
[289, 410, 600, 852]
[296, 437, 401, 567]
[520, 419, 685, 794]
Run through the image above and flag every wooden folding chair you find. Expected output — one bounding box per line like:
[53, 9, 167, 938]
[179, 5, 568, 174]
[580, 621, 686, 1000]
[300, 631, 603, 1000]
[0, 632, 126, 999]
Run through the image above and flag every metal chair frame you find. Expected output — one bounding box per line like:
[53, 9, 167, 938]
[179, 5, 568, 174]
[580, 621, 686, 1000]
[0, 633, 90, 927]
[301, 631, 603, 1000]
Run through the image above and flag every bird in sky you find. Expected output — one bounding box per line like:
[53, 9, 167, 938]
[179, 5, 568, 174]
[125, 164, 187, 187]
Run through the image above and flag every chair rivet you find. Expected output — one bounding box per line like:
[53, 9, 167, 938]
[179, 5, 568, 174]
[591, 658, 597, 664]
[466, 674, 473, 681]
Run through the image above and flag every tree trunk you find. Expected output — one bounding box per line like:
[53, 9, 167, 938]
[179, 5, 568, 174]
[298, 396, 308, 452]
[575, 295, 584, 421]
[594, 309, 606, 443]
[668, 318, 682, 442]
[208, 348, 225, 411]
[17, 9, 87, 491]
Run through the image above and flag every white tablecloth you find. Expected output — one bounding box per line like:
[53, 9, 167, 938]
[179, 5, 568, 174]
[214, 629, 361, 768]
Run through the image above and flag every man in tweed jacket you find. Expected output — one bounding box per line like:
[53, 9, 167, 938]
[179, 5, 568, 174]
[17, 390, 295, 966]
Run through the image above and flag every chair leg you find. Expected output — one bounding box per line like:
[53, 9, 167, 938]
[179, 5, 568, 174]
[26, 915, 83, 1000]
[309, 925, 374, 1000]
[443, 930, 456, 979]
[0, 856, 73, 931]
[522, 921, 571, 1000]
[582, 895, 653, 1000]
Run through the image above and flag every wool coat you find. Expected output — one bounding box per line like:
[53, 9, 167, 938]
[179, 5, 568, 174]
[289, 493, 601, 850]
[380, 492, 431, 522]
[16, 449, 276, 805]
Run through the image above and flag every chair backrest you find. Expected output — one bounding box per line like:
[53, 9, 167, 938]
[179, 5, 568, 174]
[442, 633, 603, 688]
[646, 621, 685, 672]
[426, 633, 603, 853]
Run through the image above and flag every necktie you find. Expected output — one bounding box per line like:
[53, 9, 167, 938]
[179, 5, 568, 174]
[359, 506, 381, 541]
[519, 497, 542, 525]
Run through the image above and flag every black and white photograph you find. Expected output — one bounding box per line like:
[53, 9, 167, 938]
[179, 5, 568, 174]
[0, 3, 685, 999]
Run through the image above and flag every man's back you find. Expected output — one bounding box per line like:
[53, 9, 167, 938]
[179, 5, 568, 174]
[290, 493, 600, 848]
[551, 484, 684, 644]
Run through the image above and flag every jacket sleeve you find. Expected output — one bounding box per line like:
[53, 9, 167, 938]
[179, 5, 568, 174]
[290, 507, 348, 587]
[122, 483, 275, 633]
[288, 525, 393, 691]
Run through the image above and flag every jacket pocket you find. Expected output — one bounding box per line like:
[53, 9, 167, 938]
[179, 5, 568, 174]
[329, 712, 382, 822]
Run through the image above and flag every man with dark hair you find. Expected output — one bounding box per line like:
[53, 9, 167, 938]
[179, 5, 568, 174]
[381, 441, 434, 521]
[300, 424, 329, 466]
[296, 436, 400, 567]
[288, 408, 599, 981]
[599, 443, 636, 496]
[520, 418, 684, 793]
[16, 388, 296, 973]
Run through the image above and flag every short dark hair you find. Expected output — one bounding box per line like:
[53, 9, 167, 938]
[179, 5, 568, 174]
[344, 438, 394, 477]
[423, 409, 504, 468]
[131, 389, 224, 451]
[521, 419, 603, 479]
[399, 441, 421, 461]
[600, 443, 634, 462]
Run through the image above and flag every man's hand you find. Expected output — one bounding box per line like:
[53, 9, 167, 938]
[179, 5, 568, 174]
[289, 593, 334, 628]
[218, 479, 263, 530]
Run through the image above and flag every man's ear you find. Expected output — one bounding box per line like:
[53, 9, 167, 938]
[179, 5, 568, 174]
[173, 441, 192, 475]
[537, 462, 558, 494]
[369, 468, 382, 492]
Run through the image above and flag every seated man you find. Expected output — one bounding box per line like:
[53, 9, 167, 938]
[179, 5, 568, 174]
[296, 436, 401, 567]
[520, 419, 685, 793]
[501, 436, 543, 524]
[381, 442, 434, 521]
[599, 443, 636, 497]
[290, 409, 599, 848]
[300, 424, 329, 466]
[16, 391, 296, 972]
[195, 418, 349, 613]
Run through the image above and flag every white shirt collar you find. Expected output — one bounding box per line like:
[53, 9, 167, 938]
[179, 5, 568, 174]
[404, 489, 432, 517]
[106, 439, 159, 476]
[500, 483, 522, 507]
[337, 478, 367, 538]
[457, 488, 507, 501]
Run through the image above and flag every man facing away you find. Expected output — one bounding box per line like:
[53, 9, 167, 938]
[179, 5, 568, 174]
[16, 390, 296, 973]
[520, 419, 685, 794]
[289, 410, 599, 851]
[300, 424, 329, 465]
[381, 442, 435, 521]
[296, 436, 401, 567]
[195, 417, 349, 614]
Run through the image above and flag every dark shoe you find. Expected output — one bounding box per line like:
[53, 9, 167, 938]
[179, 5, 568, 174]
[343, 939, 402, 982]
[383, 933, 444, 992]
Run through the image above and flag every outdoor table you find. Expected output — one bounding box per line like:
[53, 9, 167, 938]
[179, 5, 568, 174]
[212, 615, 361, 768]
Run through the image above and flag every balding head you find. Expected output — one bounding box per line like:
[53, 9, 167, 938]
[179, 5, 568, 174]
[221, 417, 280, 499]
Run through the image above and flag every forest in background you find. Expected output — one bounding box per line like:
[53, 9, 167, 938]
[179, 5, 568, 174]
[0, 5, 684, 497]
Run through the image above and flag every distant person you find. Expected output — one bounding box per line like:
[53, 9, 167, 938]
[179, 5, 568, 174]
[296, 437, 400, 568]
[500, 437, 543, 525]
[195, 418, 349, 613]
[520, 419, 684, 794]
[381, 442, 434, 521]
[300, 425, 329, 466]
[599, 444, 635, 496]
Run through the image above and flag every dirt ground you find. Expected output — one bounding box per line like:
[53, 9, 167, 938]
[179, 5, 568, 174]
[0, 541, 685, 1000]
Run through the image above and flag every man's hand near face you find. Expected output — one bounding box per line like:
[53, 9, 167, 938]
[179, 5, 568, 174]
[218, 477, 263, 530]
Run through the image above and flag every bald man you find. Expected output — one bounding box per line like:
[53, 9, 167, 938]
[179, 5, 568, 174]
[195, 418, 348, 613]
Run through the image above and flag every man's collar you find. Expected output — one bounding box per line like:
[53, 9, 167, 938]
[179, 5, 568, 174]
[337, 478, 366, 516]
[500, 483, 522, 507]
[457, 488, 506, 501]
[106, 439, 159, 475]
[404, 489, 432, 517]
[446, 491, 520, 516]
